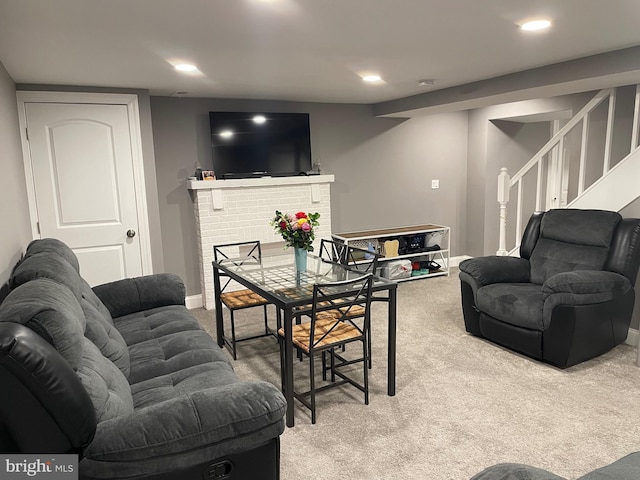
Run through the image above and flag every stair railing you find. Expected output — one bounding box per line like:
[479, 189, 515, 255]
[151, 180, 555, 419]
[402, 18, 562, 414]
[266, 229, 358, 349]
[497, 84, 640, 255]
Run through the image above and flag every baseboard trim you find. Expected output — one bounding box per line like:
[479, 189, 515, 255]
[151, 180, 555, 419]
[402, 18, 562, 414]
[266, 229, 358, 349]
[450, 255, 471, 267]
[625, 327, 638, 347]
[185, 294, 204, 310]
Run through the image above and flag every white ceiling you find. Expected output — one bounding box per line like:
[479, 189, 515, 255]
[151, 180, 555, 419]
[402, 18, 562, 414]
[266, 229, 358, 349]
[1, 0, 640, 105]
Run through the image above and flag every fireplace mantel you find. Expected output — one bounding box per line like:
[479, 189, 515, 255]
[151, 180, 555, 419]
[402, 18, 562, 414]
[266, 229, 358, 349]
[189, 175, 334, 309]
[188, 174, 334, 190]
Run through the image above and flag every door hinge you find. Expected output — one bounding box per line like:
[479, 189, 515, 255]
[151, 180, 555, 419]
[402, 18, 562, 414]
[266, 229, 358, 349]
[25, 128, 29, 141]
[36, 222, 40, 234]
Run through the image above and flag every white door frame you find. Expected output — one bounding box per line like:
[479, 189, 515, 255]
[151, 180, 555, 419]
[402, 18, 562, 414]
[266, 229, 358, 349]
[16, 91, 154, 276]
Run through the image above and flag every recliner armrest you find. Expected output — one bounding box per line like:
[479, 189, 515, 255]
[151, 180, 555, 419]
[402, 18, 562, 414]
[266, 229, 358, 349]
[459, 256, 530, 286]
[542, 270, 632, 325]
[470, 463, 566, 480]
[0, 322, 97, 453]
[542, 270, 631, 300]
[92, 274, 186, 318]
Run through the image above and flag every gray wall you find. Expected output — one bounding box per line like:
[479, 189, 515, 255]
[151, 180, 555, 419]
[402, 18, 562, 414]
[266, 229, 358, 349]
[465, 92, 596, 256]
[150, 97, 469, 296]
[16, 84, 165, 274]
[0, 62, 32, 290]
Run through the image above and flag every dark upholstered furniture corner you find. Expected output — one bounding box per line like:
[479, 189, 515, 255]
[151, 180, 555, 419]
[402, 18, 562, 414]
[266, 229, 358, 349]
[0, 238, 286, 480]
[459, 209, 640, 368]
[470, 452, 640, 479]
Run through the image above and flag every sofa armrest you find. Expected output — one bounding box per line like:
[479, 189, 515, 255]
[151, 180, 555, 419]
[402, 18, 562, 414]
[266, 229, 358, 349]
[92, 274, 186, 318]
[470, 463, 566, 480]
[459, 257, 530, 286]
[83, 381, 286, 463]
[542, 270, 631, 302]
[0, 322, 97, 453]
[542, 270, 632, 327]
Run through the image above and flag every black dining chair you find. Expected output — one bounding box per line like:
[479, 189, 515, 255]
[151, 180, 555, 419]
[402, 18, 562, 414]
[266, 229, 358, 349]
[278, 273, 374, 424]
[213, 240, 275, 360]
[318, 238, 381, 367]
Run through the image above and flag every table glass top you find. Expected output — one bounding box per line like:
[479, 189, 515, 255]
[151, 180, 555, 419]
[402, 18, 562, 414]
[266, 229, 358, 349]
[214, 251, 395, 306]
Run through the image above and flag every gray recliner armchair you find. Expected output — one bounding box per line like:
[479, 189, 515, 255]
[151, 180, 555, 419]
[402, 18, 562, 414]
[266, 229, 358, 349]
[459, 209, 640, 368]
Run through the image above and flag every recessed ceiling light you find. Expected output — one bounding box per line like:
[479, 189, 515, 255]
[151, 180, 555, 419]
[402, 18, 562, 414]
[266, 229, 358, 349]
[219, 130, 234, 139]
[520, 19, 551, 31]
[252, 115, 267, 124]
[362, 74, 382, 83]
[175, 63, 198, 72]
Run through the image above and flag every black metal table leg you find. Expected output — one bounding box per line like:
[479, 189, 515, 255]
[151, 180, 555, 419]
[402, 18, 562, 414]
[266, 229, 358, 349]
[283, 307, 295, 427]
[213, 266, 224, 348]
[387, 286, 397, 396]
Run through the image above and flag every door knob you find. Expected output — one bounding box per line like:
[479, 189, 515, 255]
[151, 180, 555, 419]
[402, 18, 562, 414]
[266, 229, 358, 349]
[127, 229, 136, 238]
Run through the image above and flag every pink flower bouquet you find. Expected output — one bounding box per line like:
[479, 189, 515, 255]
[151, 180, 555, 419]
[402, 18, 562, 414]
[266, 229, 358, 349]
[270, 211, 321, 251]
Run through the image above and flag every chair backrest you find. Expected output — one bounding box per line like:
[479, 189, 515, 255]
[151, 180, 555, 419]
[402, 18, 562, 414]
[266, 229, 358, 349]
[520, 209, 640, 285]
[319, 239, 380, 275]
[319, 239, 348, 264]
[309, 273, 374, 351]
[344, 245, 381, 275]
[213, 241, 262, 291]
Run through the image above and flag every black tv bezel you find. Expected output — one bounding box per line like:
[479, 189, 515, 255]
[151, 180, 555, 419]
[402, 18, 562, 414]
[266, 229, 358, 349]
[208, 111, 313, 179]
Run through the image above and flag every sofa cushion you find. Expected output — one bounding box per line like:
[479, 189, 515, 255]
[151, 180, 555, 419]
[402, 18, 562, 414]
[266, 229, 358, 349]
[81, 380, 286, 477]
[529, 210, 621, 285]
[10, 253, 84, 299]
[113, 305, 204, 345]
[113, 305, 229, 384]
[0, 278, 133, 423]
[477, 283, 544, 331]
[131, 362, 237, 410]
[9, 248, 131, 377]
[77, 337, 134, 423]
[82, 278, 117, 325]
[578, 452, 640, 479]
[470, 463, 566, 480]
[82, 298, 131, 378]
[0, 278, 85, 370]
[24, 237, 82, 272]
[538, 209, 621, 247]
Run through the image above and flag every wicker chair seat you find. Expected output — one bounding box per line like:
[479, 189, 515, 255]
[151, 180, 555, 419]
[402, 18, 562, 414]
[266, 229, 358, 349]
[220, 289, 269, 309]
[334, 304, 366, 318]
[279, 317, 360, 353]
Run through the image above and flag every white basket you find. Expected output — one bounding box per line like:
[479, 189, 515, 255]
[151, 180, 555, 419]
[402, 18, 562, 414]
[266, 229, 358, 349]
[425, 231, 445, 247]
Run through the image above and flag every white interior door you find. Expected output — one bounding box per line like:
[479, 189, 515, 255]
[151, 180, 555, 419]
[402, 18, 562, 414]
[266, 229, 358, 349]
[21, 98, 147, 286]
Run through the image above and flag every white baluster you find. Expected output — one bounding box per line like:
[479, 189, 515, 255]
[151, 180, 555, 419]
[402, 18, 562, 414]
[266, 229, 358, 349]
[497, 167, 510, 256]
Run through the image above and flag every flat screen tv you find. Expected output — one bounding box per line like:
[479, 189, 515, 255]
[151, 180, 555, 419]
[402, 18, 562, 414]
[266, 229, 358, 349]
[209, 111, 313, 178]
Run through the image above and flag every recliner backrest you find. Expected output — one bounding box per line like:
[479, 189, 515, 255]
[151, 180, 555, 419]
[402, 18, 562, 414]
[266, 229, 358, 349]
[528, 209, 622, 285]
[10, 239, 131, 377]
[0, 279, 134, 424]
[605, 218, 640, 286]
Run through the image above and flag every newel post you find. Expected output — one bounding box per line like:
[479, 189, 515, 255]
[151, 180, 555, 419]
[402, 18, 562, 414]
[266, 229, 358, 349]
[496, 167, 510, 256]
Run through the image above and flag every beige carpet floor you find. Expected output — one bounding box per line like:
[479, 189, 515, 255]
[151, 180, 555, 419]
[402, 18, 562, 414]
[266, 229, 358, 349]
[193, 271, 640, 480]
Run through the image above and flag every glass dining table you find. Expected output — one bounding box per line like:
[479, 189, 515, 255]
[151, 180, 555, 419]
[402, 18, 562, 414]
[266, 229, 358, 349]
[212, 250, 398, 427]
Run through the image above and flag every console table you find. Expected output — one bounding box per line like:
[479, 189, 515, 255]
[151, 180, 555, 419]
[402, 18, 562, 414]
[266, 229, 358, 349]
[332, 224, 450, 281]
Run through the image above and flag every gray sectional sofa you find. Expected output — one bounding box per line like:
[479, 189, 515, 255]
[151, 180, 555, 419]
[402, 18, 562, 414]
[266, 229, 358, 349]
[471, 452, 640, 479]
[0, 238, 286, 480]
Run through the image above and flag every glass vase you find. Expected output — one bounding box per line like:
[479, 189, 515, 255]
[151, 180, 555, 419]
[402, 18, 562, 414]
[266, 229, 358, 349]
[294, 247, 307, 273]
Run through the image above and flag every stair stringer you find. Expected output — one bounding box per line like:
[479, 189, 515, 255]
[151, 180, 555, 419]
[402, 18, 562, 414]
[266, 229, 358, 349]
[569, 146, 640, 211]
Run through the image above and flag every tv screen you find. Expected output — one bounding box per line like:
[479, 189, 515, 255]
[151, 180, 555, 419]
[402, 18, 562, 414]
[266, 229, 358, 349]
[209, 111, 312, 178]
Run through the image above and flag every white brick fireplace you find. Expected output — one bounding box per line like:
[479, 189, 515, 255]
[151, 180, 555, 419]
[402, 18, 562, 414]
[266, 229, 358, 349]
[189, 175, 334, 309]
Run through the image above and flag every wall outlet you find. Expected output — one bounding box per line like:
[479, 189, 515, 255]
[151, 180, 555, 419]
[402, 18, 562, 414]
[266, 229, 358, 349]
[431, 179, 440, 189]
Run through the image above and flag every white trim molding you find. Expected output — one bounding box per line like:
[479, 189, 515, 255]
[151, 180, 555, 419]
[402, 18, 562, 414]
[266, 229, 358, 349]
[449, 255, 471, 267]
[185, 294, 204, 310]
